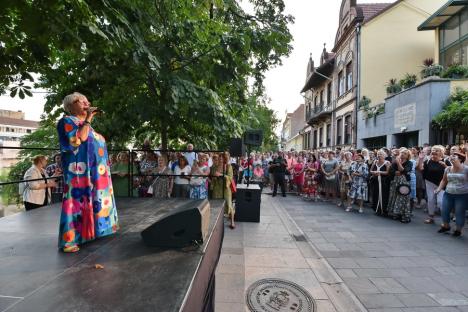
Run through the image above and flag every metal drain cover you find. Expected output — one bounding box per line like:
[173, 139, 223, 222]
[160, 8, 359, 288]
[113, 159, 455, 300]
[246, 278, 316, 312]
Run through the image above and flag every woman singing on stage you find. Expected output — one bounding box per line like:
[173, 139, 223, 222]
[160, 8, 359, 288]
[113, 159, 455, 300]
[57, 92, 118, 253]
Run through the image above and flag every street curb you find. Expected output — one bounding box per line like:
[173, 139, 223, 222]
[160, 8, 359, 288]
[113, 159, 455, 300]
[269, 196, 368, 312]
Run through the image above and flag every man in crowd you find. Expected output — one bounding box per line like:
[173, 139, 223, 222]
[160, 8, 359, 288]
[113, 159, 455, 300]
[184, 143, 197, 166]
[271, 151, 287, 197]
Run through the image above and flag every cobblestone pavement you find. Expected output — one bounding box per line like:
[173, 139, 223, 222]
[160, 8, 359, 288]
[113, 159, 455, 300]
[216, 193, 468, 312]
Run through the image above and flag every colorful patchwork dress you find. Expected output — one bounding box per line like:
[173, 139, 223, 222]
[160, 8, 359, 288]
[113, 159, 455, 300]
[57, 115, 118, 249]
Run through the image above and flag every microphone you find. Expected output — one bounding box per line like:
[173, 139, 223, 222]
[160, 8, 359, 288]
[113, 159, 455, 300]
[88, 107, 104, 115]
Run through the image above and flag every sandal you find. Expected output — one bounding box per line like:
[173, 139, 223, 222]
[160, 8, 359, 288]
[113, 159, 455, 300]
[424, 218, 434, 224]
[229, 224, 236, 230]
[63, 245, 80, 253]
[452, 230, 462, 237]
[437, 226, 451, 233]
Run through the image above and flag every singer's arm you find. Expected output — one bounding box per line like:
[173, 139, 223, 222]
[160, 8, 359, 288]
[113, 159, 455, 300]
[77, 109, 97, 142]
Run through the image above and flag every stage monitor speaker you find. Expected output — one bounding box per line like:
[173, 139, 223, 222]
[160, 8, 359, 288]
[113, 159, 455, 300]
[229, 138, 244, 157]
[141, 199, 211, 248]
[243, 130, 263, 146]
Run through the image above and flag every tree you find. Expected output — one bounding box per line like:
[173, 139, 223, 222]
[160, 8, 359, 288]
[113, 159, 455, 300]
[433, 88, 468, 131]
[2, 0, 293, 150]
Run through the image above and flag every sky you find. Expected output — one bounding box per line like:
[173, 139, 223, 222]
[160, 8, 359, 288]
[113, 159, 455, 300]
[0, 0, 394, 122]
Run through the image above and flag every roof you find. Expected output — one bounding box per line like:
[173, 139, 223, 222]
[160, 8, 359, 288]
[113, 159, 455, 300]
[0, 116, 39, 128]
[418, 0, 468, 31]
[358, 2, 394, 22]
[301, 57, 335, 93]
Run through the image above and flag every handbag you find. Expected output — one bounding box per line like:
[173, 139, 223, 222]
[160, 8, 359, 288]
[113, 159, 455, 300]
[325, 174, 336, 181]
[230, 179, 237, 193]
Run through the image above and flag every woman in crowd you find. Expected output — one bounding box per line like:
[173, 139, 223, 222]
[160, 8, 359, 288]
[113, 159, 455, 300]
[418, 145, 447, 224]
[211, 152, 235, 229]
[189, 157, 209, 199]
[346, 154, 369, 213]
[111, 151, 137, 197]
[388, 148, 413, 223]
[138, 151, 158, 197]
[172, 155, 191, 198]
[149, 155, 173, 199]
[292, 155, 305, 195]
[412, 146, 427, 209]
[337, 151, 353, 207]
[436, 152, 468, 236]
[302, 154, 320, 201]
[57, 92, 118, 253]
[370, 149, 391, 215]
[321, 151, 339, 201]
[22, 155, 56, 211]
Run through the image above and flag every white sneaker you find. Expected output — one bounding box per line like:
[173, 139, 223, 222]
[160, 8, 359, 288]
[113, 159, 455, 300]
[337, 202, 343, 207]
[359, 208, 364, 214]
[345, 207, 352, 212]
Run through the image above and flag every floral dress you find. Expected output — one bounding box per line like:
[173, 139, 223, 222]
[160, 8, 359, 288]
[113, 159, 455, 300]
[190, 165, 209, 199]
[57, 115, 118, 249]
[388, 161, 412, 222]
[348, 162, 369, 201]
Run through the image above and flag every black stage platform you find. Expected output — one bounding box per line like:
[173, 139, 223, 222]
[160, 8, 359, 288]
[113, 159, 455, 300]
[0, 198, 225, 312]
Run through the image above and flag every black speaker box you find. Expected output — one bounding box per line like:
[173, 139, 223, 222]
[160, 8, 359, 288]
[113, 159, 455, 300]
[234, 184, 261, 222]
[141, 199, 211, 248]
[229, 138, 244, 157]
[243, 130, 263, 146]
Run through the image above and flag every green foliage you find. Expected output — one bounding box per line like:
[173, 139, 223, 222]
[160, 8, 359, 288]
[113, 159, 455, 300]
[433, 88, 468, 130]
[399, 73, 417, 89]
[245, 96, 280, 152]
[441, 64, 468, 79]
[1, 0, 293, 150]
[421, 58, 443, 79]
[386, 78, 402, 95]
[359, 96, 384, 120]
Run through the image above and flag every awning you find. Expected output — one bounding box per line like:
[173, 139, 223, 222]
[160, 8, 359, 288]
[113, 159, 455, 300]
[418, 0, 468, 31]
[300, 58, 335, 93]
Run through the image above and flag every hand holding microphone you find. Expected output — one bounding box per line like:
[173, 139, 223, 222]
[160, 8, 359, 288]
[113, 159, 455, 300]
[86, 107, 104, 122]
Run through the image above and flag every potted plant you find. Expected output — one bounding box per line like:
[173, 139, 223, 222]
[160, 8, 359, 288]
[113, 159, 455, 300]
[386, 78, 402, 95]
[421, 58, 443, 79]
[400, 73, 417, 89]
[359, 96, 371, 109]
[441, 64, 468, 79]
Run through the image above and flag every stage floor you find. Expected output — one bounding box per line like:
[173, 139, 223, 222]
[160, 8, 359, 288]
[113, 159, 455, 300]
[0, 198, 224, 312]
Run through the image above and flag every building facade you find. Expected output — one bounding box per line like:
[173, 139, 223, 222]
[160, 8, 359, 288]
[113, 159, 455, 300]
[358, 0, 468, 148]
[0, 110, 39, 168]
[281, 104, 306, 151]
[302, 0, 390, 150]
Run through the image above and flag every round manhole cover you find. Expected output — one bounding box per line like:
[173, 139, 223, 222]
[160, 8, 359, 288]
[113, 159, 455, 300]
[246, 278, 316, 312]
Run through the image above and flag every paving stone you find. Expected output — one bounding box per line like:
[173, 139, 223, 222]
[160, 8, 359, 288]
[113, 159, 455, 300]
[427, 293, 468, 306]
[219, 254, 244, 266]
[400, 308, 459, 312]
[327, 257, 360, 269]
[396, 294, 439, 307]
[395, 277, 448, 293]
[354, 257, 387, 269]
[369, 278, 409, 294]
[243, 247, 309, 268]
[314, 299, 338, 312]
[342, 277, 381, 294]
[353, 268, 408, 278]
[214, 302, 246, 312]
[336, 269, 358, 279]
[357, 294, 405, 309]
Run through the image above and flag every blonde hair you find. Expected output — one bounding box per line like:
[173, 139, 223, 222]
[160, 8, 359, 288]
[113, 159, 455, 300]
[63, 92, 85, 114]
[432, 145, 446, 155]
[399, 148, 410, 159]
[33, 155, 47, 165]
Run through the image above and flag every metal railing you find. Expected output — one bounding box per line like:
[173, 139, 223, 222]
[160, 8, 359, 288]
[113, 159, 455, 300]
[0, 146, 230, 215]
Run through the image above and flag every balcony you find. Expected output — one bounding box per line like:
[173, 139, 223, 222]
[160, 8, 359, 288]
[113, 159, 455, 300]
[306, 103, 332, 125]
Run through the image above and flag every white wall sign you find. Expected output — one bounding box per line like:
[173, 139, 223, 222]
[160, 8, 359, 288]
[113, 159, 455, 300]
[394, 103, 416, 128]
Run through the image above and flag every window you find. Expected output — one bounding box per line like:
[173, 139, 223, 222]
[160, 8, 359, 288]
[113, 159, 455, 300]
[327, 82, 332, 104]
[326, 124, 331, 146]
[338, 71, 344, 96]
[313, 130, 318, 149]
[346, 62, 353, 91]
[344, 115, 352, 145]
[320, 90, 324, 105]
[27, 129, 32, 133]
[319, 127, 323, 147]
[443, 15, 460, 48]
[444, 43, 461, 66]
[462, 8, 468, 36]
[336, 118, 342, 145]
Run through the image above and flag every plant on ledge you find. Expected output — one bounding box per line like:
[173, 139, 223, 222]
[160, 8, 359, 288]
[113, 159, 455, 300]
[386, 78, 402, 95]
[421, 58, 443, 79]
[433, 88, 468, 130]
[400, 73, 417, 89]
[359, 96, 385, 120]
[441, 64, 468, 79]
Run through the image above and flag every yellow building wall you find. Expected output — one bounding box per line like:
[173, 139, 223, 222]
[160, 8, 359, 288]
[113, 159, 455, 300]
[360, 0, 446, 106]
[450, 79, 468, 93]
